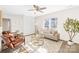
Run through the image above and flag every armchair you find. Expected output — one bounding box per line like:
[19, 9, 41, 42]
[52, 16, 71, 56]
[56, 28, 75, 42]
[1, 31, 25, 50]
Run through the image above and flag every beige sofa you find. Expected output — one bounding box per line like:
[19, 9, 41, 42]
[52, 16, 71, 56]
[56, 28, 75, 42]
[38, 28, 60, 41]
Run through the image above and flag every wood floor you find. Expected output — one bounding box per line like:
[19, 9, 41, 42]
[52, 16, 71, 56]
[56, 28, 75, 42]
[59, 41, 79, 53]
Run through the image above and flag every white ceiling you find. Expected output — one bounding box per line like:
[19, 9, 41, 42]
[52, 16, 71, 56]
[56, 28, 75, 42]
[0, 5, 76, 17]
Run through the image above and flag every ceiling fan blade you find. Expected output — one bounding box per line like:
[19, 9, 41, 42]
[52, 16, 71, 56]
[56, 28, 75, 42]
[33, 5, 39, 8]
[40, 7, 46, 10]
[28, 9, 35, 11]
[39, 10, 44, 13]
[33, 5, 36, 7]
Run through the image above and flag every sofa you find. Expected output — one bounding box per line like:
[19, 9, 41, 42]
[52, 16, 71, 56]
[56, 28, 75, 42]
[37, 28, 60, 41]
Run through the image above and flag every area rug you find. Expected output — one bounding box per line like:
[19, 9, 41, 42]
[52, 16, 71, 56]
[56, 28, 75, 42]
[13, 39, 63, 53]
[42, 39, 63, 53]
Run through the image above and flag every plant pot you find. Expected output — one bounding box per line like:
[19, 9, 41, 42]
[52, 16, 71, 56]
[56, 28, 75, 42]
[67, 40, 74, 45]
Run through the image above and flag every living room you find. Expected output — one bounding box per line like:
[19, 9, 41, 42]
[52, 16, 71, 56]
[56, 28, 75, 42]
[0, 5, 79, 53]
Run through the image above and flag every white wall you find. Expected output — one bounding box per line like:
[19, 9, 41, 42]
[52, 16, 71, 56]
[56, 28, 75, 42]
[23, 16, 35, 35]
[36, 7, 79, 43]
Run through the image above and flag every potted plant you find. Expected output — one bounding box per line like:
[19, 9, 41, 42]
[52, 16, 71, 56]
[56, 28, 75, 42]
[64, 18, 79, 45]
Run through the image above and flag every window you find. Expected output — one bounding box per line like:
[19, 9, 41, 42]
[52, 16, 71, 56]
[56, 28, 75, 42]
[44, 18, 57, 29]
[44, 20, 49, 28]
[51, 18, 57, 28]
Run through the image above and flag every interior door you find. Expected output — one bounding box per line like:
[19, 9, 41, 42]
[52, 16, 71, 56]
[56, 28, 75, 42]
[2, 18, 11, 31]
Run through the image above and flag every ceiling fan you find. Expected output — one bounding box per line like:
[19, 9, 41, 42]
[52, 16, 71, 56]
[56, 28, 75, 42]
[28, 5, 47, 13]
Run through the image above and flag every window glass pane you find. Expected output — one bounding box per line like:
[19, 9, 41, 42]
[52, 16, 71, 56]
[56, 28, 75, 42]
[45, 20, 49, 28]
[51, 18, 57, 28]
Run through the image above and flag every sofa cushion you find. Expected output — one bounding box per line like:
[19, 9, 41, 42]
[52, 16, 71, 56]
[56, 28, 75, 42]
[53, 31, 58, 36]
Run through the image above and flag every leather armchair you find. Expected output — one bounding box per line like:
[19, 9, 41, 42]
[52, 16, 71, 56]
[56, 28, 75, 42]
[1, 31, 25, 49]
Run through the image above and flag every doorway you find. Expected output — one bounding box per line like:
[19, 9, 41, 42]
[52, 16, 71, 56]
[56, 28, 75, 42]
[2, 18, 11, 31]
